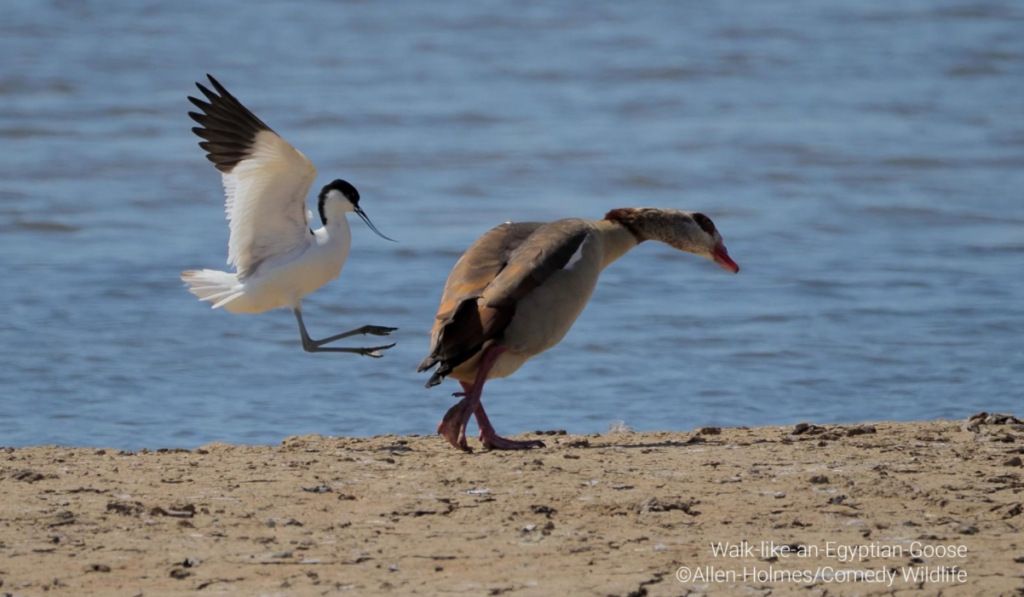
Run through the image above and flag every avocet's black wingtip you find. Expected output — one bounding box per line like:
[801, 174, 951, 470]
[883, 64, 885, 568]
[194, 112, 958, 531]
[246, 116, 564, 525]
[205, 75, 231, 98]
[187, 96, 210, 111]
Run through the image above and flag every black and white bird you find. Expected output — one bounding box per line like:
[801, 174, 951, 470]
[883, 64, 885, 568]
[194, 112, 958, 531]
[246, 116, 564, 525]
[181, 75, 397, 357]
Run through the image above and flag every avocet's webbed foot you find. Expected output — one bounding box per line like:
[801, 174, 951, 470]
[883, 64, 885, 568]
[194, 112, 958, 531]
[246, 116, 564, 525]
[355, 325, 398, 337]
[351, 342, 396, 358]
[301, 341, 396, 357]
[293, 310, 398, 355]
[306, 325, 398, 348]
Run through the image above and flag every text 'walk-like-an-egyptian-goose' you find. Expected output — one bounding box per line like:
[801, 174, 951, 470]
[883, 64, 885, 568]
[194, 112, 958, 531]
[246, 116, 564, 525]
[418, 208, 739, 451]
[180, 75, 398, 357]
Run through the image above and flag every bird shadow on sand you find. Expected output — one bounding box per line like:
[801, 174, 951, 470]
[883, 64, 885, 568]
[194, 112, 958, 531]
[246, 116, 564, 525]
[574, 438, 721, 450]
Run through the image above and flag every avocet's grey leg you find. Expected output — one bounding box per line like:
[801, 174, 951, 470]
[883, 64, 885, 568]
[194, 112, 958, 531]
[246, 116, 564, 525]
[293, 309, 396, 357]
[312, 324, 397, 345]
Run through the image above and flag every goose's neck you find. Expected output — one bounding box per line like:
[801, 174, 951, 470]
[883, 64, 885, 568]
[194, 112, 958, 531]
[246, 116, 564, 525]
[592, 219, 641, 269]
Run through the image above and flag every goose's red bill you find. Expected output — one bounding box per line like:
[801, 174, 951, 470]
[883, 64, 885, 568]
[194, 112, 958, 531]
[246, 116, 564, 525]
[713, 243, 739, 273]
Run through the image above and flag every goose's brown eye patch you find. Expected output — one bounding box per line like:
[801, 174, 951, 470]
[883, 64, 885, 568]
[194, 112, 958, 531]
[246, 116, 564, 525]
[693, 213, 716, 236]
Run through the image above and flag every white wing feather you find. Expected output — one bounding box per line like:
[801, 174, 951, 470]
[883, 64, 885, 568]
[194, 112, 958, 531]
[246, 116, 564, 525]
[222, 130, 317, 279]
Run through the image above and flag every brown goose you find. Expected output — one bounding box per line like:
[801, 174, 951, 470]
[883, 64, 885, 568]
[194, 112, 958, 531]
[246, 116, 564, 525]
[418, 208, 740, 451]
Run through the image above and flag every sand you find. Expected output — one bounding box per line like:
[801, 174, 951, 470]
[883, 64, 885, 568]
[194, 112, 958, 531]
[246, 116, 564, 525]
[1, 414, 1023, 597]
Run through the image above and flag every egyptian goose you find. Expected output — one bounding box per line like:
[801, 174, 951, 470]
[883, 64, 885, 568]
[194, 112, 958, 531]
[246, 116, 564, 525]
[418, 208, 740, 451]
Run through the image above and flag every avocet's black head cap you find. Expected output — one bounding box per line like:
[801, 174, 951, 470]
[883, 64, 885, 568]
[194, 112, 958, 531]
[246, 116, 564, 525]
[317, 179, 396, 242]
[317, 179, 359, 224]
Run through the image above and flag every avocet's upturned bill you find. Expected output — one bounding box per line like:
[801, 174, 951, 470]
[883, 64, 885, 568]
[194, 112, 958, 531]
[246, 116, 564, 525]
[180, 75, 397, 357]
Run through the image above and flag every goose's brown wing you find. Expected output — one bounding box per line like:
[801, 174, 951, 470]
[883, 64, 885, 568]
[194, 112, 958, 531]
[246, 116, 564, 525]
[418, 219, 590, 387]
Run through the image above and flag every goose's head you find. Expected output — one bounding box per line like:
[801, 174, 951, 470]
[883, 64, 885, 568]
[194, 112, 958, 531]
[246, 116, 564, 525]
[318, 179, 395, 241]
[605, 207, 739, 273]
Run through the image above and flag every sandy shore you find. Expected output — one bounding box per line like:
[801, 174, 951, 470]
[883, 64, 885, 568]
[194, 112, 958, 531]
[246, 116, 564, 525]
[1, 415, 1022, 597]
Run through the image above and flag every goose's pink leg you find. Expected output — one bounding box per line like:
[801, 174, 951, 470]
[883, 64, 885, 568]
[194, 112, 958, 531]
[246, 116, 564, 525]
[437, 345, 505, 451]
[436, 346, 543, 451]
[473, 399, 545, 451]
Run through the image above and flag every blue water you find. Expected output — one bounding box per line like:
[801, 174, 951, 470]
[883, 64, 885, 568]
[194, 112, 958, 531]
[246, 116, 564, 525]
[1, 0, 1022, 449]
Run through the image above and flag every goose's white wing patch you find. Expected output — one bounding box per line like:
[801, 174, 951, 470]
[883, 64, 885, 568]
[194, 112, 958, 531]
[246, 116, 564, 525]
[563, 233, 590, 271]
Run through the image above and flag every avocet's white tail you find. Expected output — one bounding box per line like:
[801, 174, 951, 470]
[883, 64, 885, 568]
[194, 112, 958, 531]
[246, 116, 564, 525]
[181, 269, 245, 311]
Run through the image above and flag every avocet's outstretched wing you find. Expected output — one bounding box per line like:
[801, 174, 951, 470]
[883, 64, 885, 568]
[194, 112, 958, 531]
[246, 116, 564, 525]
[188, 75, 317, 280]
